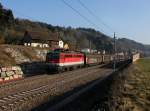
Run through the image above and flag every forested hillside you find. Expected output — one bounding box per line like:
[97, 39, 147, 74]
[0, 3, 150, 55]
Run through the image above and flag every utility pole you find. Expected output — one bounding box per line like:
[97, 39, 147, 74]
[113, 32, 116, 72]
[89, 40, 91, 53]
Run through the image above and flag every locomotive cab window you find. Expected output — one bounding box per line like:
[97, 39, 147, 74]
[46, 53, 60, 60]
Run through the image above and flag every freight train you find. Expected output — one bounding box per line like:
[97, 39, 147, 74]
[46, 49, 129, 72]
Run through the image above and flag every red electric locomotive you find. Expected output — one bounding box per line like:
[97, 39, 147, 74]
[46, 49, 85, 72]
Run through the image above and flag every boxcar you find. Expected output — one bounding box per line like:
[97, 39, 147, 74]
[84, 54, 103, 66]
[103, 55, 113, 63]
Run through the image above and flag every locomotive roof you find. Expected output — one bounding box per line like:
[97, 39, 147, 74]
[48, 50, 83, 54]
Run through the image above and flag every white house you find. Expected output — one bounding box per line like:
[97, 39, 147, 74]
[59, 40, 64, 48]
[23, 31, 63, 49]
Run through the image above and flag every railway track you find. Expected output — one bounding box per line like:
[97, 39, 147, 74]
[0, 65, 103, 98]
[0, 65, 103, 93]
[0, 65, 103, 89]
[0, 65, 112, 111]
[0, 74, 48, 89]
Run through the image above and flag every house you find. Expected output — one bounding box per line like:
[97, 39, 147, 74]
[81, 48, 91, 53]
[64, 43, 69, 50]
[59, 40, 64, 48]
[22, 31, 64, 48]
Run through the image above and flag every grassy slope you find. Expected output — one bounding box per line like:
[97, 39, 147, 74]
[122, 59, 150, 111]
[136, 58, 150, 72]
[106, 59, 150, 111]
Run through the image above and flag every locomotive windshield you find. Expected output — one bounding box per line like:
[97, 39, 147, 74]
[46, 52, 59, 60]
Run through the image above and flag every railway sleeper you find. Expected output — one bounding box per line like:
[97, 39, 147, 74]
[0, 106, 7, 110]
[23, 97, 29, 101]
[0, 99, 6, 103]
[8, 95, 17, 99]
[8, 103, 14, 107]
[3, 97, 12, 101]
[18, 99, 25, 102]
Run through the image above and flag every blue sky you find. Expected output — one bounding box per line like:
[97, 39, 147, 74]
[0, 0, 150, 44]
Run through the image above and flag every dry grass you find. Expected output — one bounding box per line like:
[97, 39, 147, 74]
[125, 59, 150, 111]
[111, 59, 150, 111]
[0, 49, 16, 67]
[0, 44, 48, 66]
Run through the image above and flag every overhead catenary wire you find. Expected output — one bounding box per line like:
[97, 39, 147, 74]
[61, 0, 105, 33]
[77, 0, 115, 33]
[77, 0, 132, 39]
